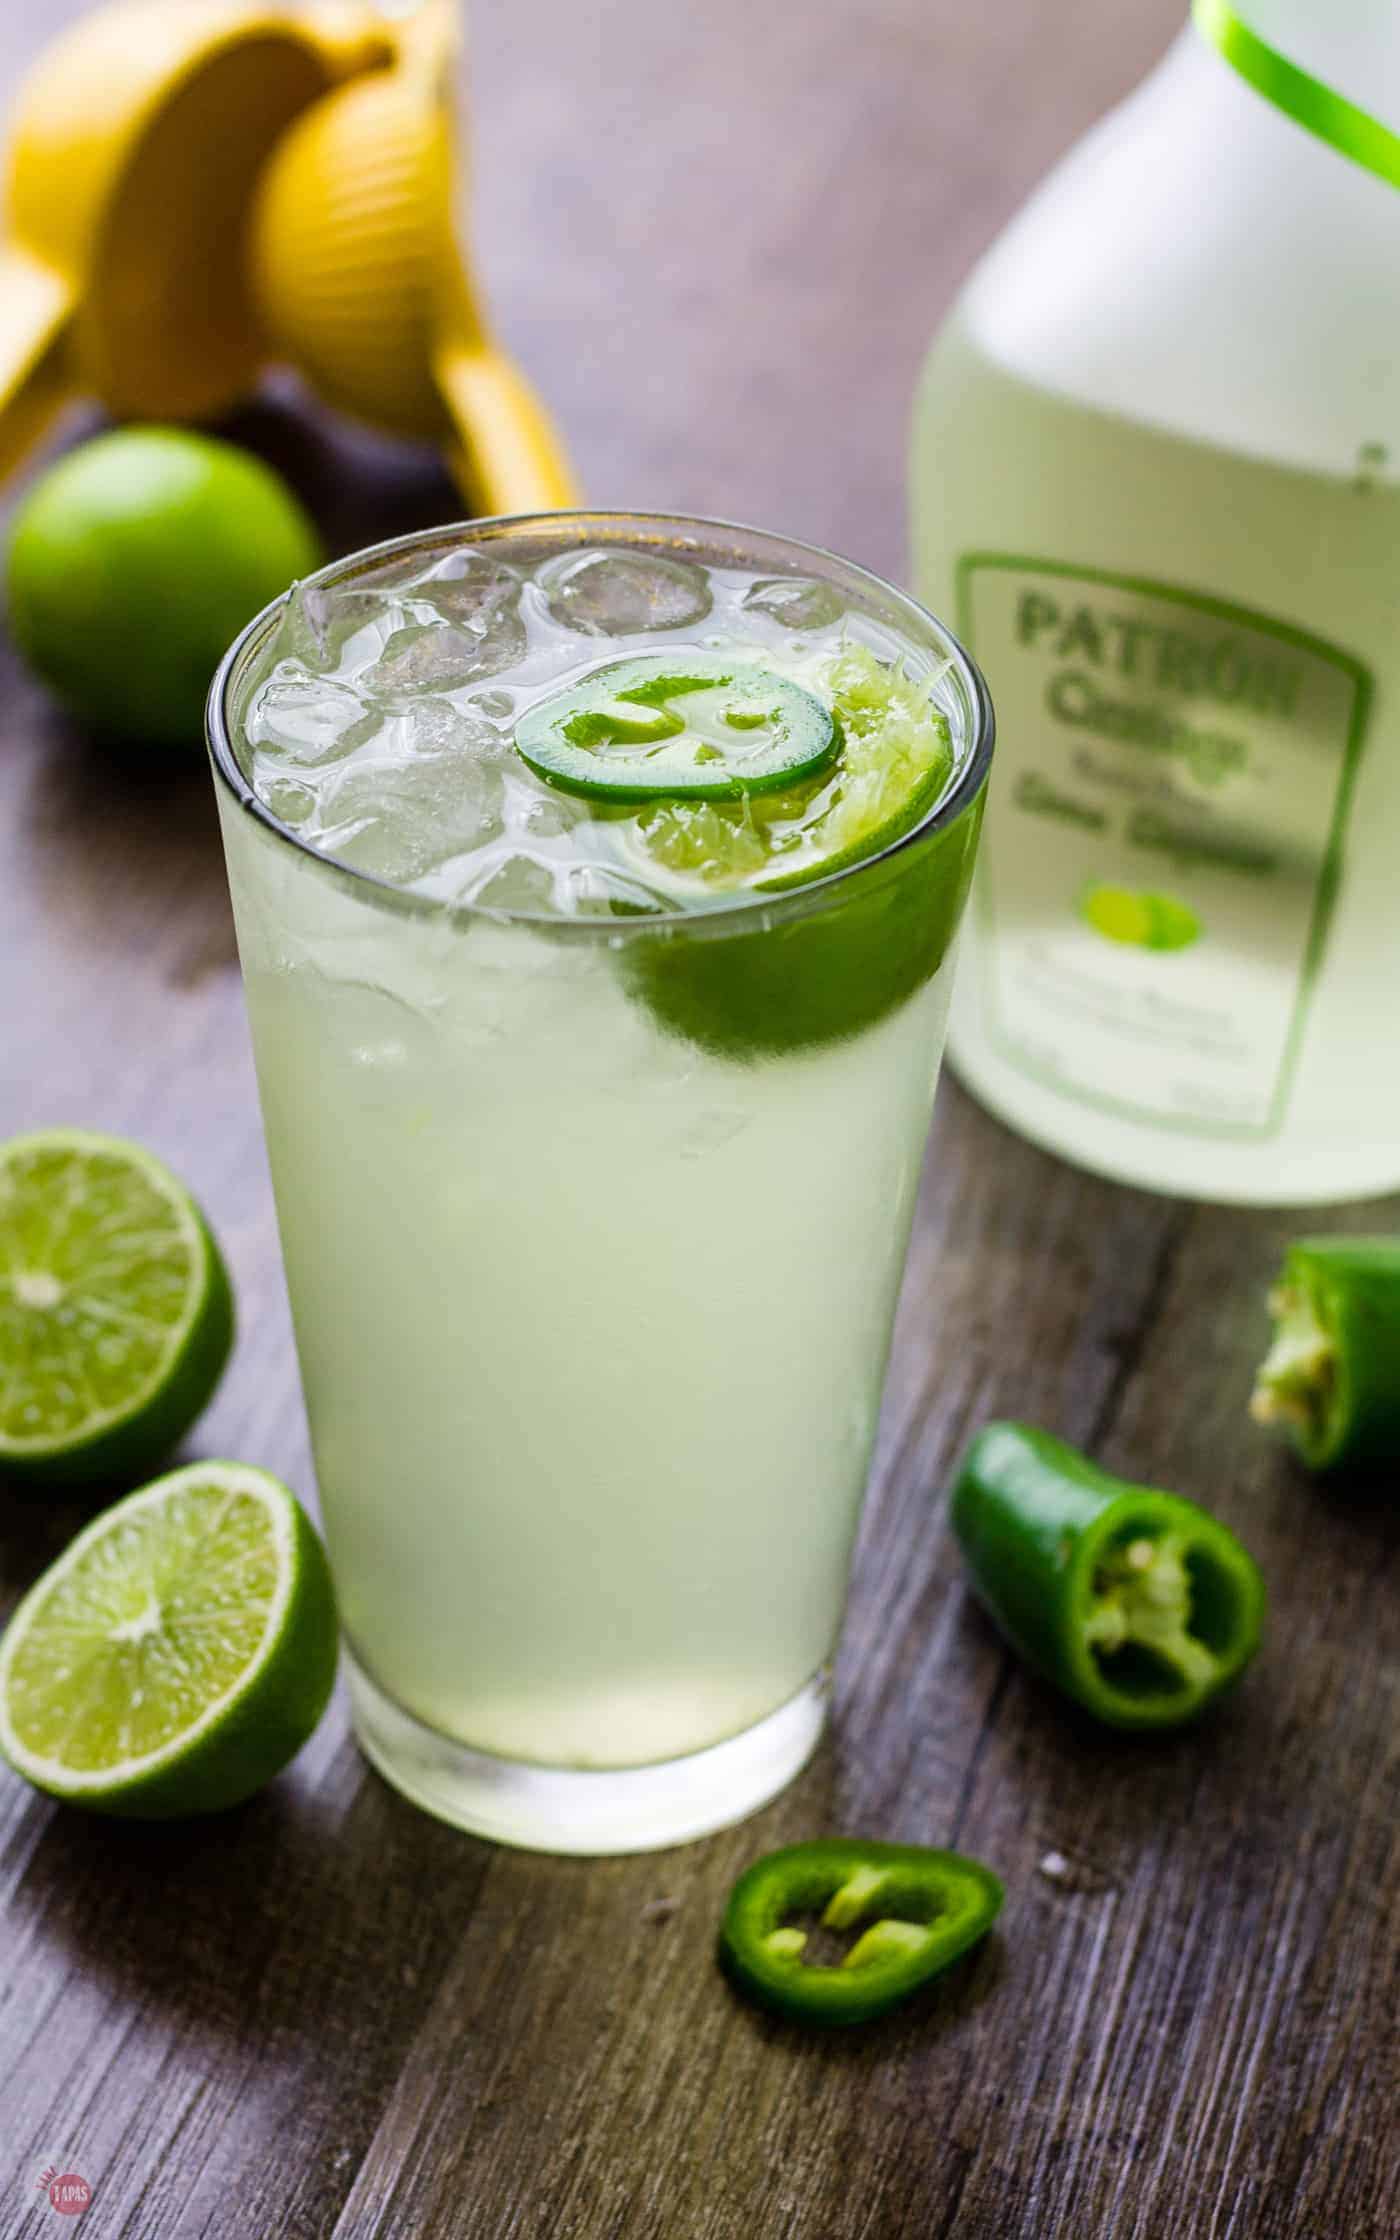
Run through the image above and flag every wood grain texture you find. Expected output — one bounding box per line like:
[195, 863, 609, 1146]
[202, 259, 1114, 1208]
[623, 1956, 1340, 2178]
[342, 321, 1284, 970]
[2, 2, 1397, 2236]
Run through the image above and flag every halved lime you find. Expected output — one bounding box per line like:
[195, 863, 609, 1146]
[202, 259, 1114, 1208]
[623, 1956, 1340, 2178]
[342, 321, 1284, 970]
[0, 1131, 234, 1486]
[0, 1462, 338, 1816]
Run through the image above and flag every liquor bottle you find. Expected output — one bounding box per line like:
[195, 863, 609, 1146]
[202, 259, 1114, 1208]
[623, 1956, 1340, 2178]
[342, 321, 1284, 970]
[913, 1, 1400, 1203]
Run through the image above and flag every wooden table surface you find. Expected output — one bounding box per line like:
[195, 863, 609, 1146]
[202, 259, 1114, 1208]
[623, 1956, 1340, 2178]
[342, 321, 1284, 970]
[2, 2, 1397, 2235]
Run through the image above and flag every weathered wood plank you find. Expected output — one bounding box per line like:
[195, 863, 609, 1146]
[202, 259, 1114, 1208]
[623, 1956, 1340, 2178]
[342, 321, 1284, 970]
[2, 0, 1397, 2235]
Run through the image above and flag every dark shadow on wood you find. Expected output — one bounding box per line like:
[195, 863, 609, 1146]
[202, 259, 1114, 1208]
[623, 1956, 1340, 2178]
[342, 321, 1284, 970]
[214, 381, 463, 563]
[1282, 1458, 1400, 1549]
[22, 719, 226, 923]
[0, 1480, 116, 1609]
[7, 1749, 488, 2058]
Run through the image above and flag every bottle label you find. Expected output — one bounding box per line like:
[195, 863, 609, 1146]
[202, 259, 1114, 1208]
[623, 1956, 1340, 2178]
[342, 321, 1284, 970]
[956, 556, 1371, 1137]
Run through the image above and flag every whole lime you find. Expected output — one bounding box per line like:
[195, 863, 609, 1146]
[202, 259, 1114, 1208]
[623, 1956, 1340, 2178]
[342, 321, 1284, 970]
[6, 427, 323, 746]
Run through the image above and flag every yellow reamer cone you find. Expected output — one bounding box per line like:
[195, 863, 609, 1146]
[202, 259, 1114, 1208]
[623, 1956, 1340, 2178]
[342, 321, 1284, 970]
[0, 0, 396, 480]
[250, 0, 578, 513]
[0, 0, 579, 512]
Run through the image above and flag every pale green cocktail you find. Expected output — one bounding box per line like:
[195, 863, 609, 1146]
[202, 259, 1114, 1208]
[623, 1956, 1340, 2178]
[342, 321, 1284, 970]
[207, 514, 991, 1853]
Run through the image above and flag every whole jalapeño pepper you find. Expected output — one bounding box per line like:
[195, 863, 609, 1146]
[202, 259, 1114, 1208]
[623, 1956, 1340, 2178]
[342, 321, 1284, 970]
[951, 1424, 1265, 1730]
[1251, 1237, 1400, 1472]
[719, 1839, 1003, 2026]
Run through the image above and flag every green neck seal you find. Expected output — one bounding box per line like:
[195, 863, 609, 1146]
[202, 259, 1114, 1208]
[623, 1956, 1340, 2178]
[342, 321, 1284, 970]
[1193, 0, 1400, 190]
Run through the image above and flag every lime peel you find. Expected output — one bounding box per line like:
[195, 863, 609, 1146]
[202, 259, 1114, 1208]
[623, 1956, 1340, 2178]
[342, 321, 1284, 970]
[6, 428, 323, 747]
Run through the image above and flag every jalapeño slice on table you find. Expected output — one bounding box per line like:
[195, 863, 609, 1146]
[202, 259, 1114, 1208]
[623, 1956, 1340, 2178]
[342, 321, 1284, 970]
[719, 1839, 1003, 2026]
[513, 653, 841, 802]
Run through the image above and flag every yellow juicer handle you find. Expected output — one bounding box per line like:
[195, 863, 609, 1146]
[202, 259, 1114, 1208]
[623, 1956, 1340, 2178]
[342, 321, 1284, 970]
[248, 0, 581, 515]
[434, 329, 581, 516]
[0, 247, 73, 484]
[420, 0, 579, 514]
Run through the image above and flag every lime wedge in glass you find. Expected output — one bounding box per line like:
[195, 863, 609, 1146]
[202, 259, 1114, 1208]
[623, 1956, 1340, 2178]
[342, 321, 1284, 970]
[0, 1131, 234, 1486]
[626, 643, 953, 895]
[0, 1462, 338, 1815]
[620, 644, 980, 1057]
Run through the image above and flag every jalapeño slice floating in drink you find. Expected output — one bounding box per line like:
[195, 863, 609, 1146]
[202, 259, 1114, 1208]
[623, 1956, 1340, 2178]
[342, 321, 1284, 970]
[514, 654, 842, 801]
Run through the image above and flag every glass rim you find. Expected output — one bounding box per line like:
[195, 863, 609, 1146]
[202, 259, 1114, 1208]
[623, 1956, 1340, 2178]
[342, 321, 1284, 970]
[205, 509, 995, 941]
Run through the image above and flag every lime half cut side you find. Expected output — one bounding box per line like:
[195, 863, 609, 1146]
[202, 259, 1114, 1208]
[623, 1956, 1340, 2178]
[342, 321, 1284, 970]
[0, 1463, 338, 1816]
[0, 1131, 234, 1486]
[626, 643, 954, 897]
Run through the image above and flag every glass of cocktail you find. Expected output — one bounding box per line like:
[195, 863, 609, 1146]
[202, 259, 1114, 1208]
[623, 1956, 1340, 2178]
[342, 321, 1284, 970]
[206, 513, 992, 1854]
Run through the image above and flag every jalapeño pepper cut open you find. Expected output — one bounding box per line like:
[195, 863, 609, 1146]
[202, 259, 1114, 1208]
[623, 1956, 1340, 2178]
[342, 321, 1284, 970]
[719, 1839, 1003, 2026]
[1250, 1237, 1400, 1472]
[951, 1424, 1266, 1730]
[514, 653, 841, 802]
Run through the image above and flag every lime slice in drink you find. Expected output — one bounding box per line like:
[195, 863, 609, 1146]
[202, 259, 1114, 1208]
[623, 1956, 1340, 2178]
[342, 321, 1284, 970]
[628, 643, 953, 893]
[0, 1131, 234, 1486]
[621, 643, 981, 1057]
[0, 1463, 338, 1816]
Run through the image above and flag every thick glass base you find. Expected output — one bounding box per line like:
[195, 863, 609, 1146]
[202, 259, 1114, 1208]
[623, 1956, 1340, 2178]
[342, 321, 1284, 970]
[345, 1650, 830, 1855]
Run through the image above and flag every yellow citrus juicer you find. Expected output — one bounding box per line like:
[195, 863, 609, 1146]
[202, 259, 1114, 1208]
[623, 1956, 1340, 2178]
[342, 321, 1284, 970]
[0, 0, 399, 484]
[250, 0, 579, 514]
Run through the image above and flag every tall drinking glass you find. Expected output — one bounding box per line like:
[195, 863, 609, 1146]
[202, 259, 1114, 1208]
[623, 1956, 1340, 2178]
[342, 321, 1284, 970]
[207, 513, 993, 1852]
